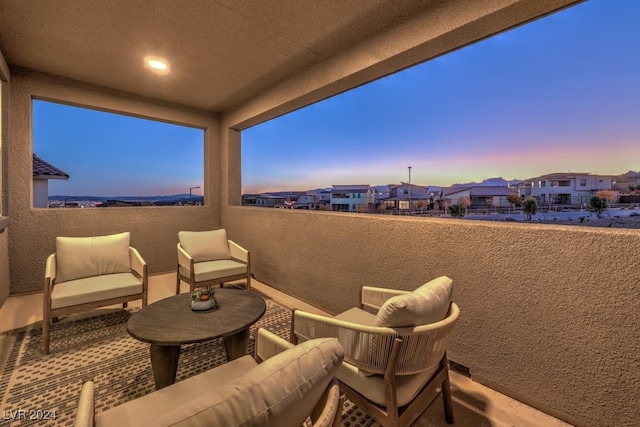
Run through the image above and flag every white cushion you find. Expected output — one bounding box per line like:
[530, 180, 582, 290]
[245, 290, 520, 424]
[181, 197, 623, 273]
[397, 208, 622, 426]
[179, 259, 247, 283]
[56, 232, 131, 284]
[375, 276, 453, 327]
[178, 229, 231, 262]
[141, 337, 344, 426]
[51, 272, 142, 309]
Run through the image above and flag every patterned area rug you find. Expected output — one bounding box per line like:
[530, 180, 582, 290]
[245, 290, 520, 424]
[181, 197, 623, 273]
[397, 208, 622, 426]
[0, 297, 375, 426]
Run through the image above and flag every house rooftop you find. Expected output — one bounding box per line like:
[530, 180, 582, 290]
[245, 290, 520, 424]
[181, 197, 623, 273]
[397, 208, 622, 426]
[32, 154, 69, 179]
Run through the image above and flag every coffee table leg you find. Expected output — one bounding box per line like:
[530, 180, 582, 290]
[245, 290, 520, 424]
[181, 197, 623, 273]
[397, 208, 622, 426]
[223, 328, 250, 361]
[150, 344, 181, 390]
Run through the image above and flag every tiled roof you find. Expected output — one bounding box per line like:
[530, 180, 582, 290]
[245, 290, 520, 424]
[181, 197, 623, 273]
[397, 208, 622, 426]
[32, 154, 69, 179]
[331, 185, 371, 192]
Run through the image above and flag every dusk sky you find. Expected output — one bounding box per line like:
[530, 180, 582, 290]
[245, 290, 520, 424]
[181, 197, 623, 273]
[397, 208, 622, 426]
[32, 0, 639, 197]
[33, 101, 204, 197]
[242, 0, 640, 194]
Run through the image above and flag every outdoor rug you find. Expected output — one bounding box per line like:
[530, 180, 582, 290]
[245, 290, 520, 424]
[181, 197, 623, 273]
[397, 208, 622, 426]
[0, 297, 375, 426]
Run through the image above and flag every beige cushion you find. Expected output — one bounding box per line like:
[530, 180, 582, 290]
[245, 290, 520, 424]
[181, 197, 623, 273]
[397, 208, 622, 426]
[178, 229, 231, 262]
[179, 259, 247, 283]
[375, 276, 453, 327]
[142, 337, 344, 426]
[334, 307, 377, 326]
[96, 355, 258, 427]
[51, 273, 142, 309]
[56, 232, 131, 284]
[338, 360, 438, 407]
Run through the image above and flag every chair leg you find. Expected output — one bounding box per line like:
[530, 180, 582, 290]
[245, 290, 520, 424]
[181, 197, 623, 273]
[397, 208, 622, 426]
[175, 270, 181, 295]
[442, 370, 454, 424]
[123, 302, 128, 309]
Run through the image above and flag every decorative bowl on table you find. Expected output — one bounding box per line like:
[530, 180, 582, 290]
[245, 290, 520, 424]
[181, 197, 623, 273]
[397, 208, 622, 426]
[191, 287, 218, 311]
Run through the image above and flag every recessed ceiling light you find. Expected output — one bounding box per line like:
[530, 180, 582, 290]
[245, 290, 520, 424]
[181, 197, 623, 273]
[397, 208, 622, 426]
[148, 59, 167, 70]
[144, 56, 169, 74]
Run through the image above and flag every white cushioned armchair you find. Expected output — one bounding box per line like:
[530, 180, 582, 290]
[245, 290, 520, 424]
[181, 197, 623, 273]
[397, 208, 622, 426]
[43, 232, 148, 355]
[291, 276, 459, 427]
[74, 328, 345, 427]
[176, 228, 251, 294]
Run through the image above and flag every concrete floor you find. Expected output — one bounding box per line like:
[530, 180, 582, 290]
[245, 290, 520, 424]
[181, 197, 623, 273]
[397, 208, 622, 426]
[0, 273, 574, 427]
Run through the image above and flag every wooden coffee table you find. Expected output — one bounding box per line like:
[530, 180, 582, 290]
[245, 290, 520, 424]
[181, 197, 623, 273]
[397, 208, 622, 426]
[127, 288, 266, 389]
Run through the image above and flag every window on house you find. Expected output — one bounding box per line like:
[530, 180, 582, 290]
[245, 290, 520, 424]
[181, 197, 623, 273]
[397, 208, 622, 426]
[539, 181, 546, 188]
[32, 99, 204, 208]
[580, 179, 587, 186]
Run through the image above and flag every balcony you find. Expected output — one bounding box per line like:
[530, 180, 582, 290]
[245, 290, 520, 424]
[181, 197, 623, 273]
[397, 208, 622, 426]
[1, 1, 638, 426]
[0, 273, 572, 426]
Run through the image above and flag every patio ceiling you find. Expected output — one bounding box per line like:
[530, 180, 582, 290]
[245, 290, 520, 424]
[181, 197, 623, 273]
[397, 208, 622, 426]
[0, 0, 443, 112]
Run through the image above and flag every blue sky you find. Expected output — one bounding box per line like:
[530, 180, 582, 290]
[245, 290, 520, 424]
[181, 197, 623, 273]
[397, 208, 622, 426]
[242, 0, 640, 194]
[33, 101, 204, 197]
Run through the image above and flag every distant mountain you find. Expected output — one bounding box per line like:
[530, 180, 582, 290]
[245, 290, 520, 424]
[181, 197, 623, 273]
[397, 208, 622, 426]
[451, 177, 521, 187]
[49, 194, 204, 202]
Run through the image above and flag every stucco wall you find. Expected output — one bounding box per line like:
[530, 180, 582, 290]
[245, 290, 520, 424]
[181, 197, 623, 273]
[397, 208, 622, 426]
[32, 179, 48, 208]
[7, 69, 220, 294]
[224, 207, 639, 426]
[0, 226, 8, 305]
[217, 1, 635, 423]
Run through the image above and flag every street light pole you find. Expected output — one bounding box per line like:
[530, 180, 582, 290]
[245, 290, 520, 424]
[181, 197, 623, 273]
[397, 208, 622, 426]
[189, 186, 201, 205]
[408, 166, 412, 213]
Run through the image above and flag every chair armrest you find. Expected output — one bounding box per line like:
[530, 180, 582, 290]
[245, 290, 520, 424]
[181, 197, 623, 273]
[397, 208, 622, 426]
[361, 286, 410, 312]
[255, 328, 294, 363]
[73, 381, 95, 427]
[177, 243, 193, 270]
[310, 378, 343, 427]
[129, 247, 146, 278]
[293, 310, 397, 374]
[45, 253, 56, 287]
[228, 240, 249, 263]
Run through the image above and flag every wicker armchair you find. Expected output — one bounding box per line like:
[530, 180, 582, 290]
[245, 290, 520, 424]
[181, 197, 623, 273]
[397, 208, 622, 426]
[292, 278, 459, 427]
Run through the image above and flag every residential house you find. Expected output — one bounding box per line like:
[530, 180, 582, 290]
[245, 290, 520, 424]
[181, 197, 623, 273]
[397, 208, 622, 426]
[288, 193, 320, 210]
[383, 182, 433, 211]
[442, 186, 516, 209]
[614, 170, 640, 191]
[255, 194, 286, 207]
[1, 2, 638, 426]
[330, 185, 373, 212]
[32, 154, 69, 208]
[528, 172, 614, 206]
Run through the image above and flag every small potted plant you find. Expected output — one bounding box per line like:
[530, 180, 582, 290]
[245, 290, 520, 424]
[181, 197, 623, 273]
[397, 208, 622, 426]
[191, 286, 218, 311]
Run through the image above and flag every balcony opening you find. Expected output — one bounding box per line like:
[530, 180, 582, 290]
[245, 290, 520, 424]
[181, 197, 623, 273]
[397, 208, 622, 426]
[240, 0, 639, 229]
[32, 99, 204, 208]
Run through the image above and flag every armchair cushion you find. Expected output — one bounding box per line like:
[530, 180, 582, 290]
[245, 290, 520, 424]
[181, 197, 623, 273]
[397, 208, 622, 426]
[51, 273, 143, 309]
[145, 337, 344, 426]
[178, 229, 231, 262]
[178, 259, 247, 283]
[338, 360, 438, 406]
[375, 276, 453, 327]
[55, 232, 131, 284]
